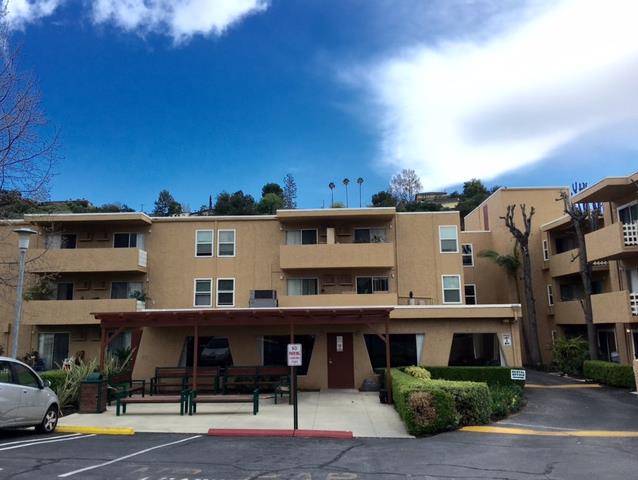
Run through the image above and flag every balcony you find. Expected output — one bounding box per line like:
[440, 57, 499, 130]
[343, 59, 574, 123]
[27, 248, 148, 273]
[22, 298, 143, 325]
[554, 291, 636, 325]
[585, 222, 638, 262]
[278, 292, 397, 307]
[549, 249, 608, 277]
[279, 243, 395, 270]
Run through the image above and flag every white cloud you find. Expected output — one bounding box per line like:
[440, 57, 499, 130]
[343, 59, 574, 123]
[349, 0, 638, 190]
[3, 0, 269, 41]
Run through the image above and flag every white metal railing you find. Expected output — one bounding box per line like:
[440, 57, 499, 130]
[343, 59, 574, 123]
[623, 222, 638, 246]
[138, 249, 148, 267]
[592, 260, 608, 266]
[631, 293, 638, 316]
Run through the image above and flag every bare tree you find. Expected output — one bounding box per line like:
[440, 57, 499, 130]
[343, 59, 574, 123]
[558, 184, 602, 361]
[501, 204, 542, 367]
[390, 169, 422, 204]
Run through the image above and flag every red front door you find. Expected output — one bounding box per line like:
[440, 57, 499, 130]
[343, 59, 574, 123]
[327, 332, 354, 389]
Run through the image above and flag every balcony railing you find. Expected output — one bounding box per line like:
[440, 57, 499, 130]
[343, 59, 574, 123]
[631, 292, 638, 316]
[623, 222, 638, 246]
[280, 242, 395, 270]
[22, 298, 143, 325]
[28, 248, 148, 273]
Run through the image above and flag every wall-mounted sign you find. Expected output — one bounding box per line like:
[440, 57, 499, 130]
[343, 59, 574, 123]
[287, 343, 302, 367]
[336, 335, 344, 352]
[502, 334, 512, 347]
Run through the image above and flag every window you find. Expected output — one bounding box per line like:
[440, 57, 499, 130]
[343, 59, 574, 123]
[0, 361, 12, 383]
[462, 244, 474, 266]
[262, 335, 315, 375]
[547, 284, 554, 306]
[194, 279, 213, 307]
[464, 284, 477, 304]
[364, 334, 424, 369]
[354, 228, 386, 243]
[56, 283, 73, 300]
[181, 336, 233, 368]
[111, 282, 144, 300]
[597, 329, 617, 362]
[39, 333, 69, 370]
[114, 232, 142, 249]
[287, 278, 318, 296]
[218, 230, 236, 256]
[286, 229, 317, 245]
[61, 234, 77, 249]
[195, 230, 213, 257]
[542, 239, 550, 261]
[449, 333, 501, 366]
[618, 202, 638, 224]
[12, 363, 40, 388]
[439, 226, 458, 253]
[442, 275, 462, 303]
[108, 331, 132, 356]
[217, 278, 235, 307]
[356, 276, 389, 294]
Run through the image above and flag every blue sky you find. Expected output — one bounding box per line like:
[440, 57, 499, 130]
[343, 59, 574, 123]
[8, 0, 638, 210]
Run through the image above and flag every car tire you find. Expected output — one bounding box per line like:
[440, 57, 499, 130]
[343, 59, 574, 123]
[35, 405, 58, 434]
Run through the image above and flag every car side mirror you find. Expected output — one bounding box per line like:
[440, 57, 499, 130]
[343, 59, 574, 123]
[41, 379, 51, 389]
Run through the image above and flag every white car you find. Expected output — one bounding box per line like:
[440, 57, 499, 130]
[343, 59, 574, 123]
[0, 356, 60, 433]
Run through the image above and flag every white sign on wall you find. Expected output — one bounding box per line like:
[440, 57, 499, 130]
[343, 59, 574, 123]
[511, 369, 526, 381]
[502, 334, 512, 347]
[336, 335, 344, 352]
[287, 343, 302, 367]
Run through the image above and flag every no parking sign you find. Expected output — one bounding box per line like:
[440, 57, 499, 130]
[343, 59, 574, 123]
[287, 343, 302, 366]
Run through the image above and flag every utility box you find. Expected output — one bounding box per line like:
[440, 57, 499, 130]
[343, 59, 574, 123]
[79, 372, 107, 413]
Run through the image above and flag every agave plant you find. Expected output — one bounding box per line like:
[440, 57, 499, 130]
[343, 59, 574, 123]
[55, 359, 98, 410]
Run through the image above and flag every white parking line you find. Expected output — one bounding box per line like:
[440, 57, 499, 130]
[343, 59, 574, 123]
[0, 433, 83, 448]
[0, 434, 95, 452]
[58, 435, 202, 478]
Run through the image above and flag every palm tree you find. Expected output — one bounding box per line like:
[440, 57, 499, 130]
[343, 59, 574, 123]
[343, 178, 350, 207]
[357, 177, 364, 207]
[478, 247, 521, 304]
[328, 182, 335, 208]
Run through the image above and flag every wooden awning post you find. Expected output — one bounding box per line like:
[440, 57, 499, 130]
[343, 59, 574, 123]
[193, 323, 199, 393]
[385, 315, 392, 404]
[99, 325, 106, 372]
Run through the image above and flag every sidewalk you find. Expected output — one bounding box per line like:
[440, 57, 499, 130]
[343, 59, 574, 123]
[59, 390, 411, 438]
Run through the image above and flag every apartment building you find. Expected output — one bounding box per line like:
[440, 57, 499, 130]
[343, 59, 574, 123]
[0, 208, 521, 390]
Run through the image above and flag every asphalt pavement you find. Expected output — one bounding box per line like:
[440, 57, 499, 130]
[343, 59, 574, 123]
[0, 371, 636, 480]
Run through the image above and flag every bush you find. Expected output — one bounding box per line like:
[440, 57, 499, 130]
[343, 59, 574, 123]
[392, 369, 459, 435]
[403, 366, 432, 380]
[40, 370, 67, 395]
[583, 360, 636, 389]
[426, 379, 491, 426]
[552, 336, 589, 376]
[426, 366, 525, 387]
[489, 384, 525, 419]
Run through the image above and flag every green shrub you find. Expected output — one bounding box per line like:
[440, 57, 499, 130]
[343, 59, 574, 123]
[583, 360, 636, 389]
[403, 366, 432, 380]
[426, 366, 525, 387]
[40, 370, 67, 395]
[391, 369, 459, 436]
[51, 360, 98, 409]
[427, 379, 491, 426]
[552, 336, 589, 376]
[489, 384, 525, 419]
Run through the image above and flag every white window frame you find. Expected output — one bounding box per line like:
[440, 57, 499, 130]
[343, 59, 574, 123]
[617, 199, 638, 223]
[439, 225, 459, 253]
[195, 230, 214, 257]
[216, 278, 235, 307]
[287, 277, 319, 296]
[286, 228, 319, 245]
[353, 227, 387, 244]
[542, 239, 550, 261]
[217, 229, 236, 257]
[193, 278, 213, 307]
[464, 284, 477, 304]
[441, 274, 462, 304]
[461, 243, 474, 267]
[113, 232, 140, 249]
[547, 284, 554, 306]
[355, 276, 390, 294]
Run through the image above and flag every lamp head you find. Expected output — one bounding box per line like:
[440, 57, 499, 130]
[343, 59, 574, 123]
[13, 228, 38, 250]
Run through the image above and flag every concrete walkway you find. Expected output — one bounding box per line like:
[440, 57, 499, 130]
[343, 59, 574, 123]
[58, 390, 411, 438]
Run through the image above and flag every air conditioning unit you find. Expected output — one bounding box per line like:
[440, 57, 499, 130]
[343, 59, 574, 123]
[249, 290, 278, 308]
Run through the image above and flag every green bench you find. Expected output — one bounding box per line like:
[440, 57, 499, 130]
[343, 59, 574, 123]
[115, 390, 190, 416]
[188, 389, 260, 415]
[150, 366, 221, 394]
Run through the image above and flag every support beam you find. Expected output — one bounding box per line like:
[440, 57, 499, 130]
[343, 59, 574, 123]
[193, 323, 199, 392]
[385, 316, 392, 404]
[99, 325, 106, 372]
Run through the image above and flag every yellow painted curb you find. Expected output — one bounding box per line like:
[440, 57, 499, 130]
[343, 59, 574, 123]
[56, 425, 135, 436]
[460, 426, 638, 438]
[525, 383, 601, 389]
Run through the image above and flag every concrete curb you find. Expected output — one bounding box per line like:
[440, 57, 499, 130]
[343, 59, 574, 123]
[461, 426, 638, 437]
[56, 425, 135, 436]
[208, 428, 353, 439]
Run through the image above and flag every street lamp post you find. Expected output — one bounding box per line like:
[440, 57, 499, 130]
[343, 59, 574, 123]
[11, 228, 37, 359]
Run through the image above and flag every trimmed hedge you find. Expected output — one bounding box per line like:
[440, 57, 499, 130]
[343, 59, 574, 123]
[426, 379, 491, 426]
[392, 369, 459, 436]
[426, 366, 525, 387]
[583, 360, 636, 389]
[489, 384, 525, 419]
[40, 370, 67, 395]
